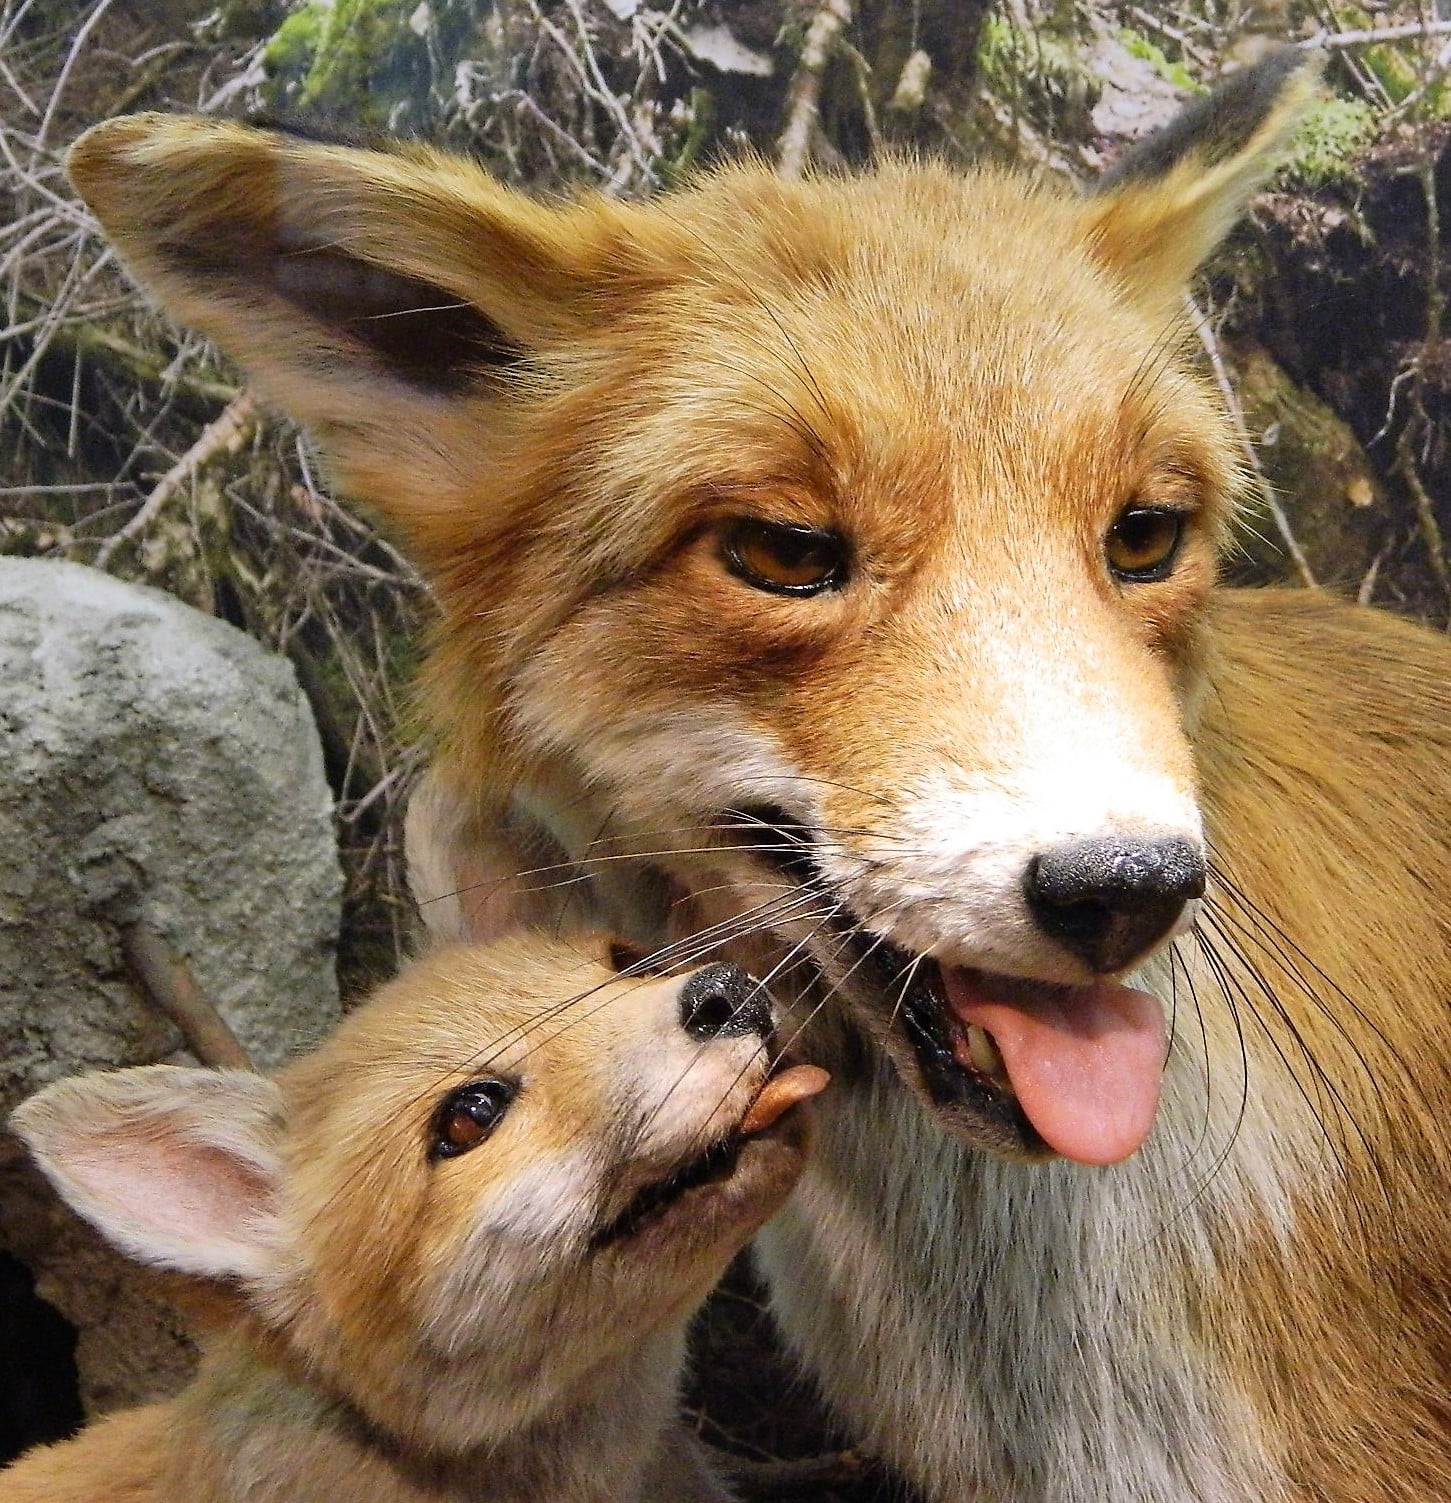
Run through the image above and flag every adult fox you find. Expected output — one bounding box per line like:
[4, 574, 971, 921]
[67, 49, 1450, 1503]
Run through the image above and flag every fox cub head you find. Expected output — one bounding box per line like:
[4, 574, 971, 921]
[66, 51, 1318, 1168]
[10, 938, 824, 1451]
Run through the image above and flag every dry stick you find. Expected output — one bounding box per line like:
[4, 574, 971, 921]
[1356, 548, 1384, 607]
[1125, 6, 1213, 69]
[1395, 387, 1451, 605]
[31, 0, 115, 154]
[727, 1450, 868, 1498]
[1186, 296, 1317, 590]
[1391, 161, 1451, 615]
[1304, 20, 1451, 49]
[95, 392, 258, 569]
[5, 288, 239, 408]
[120, 924, 255, 1071]
[777, 0, 853, 182]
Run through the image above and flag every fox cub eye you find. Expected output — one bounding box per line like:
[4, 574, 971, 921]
[431, 1080, 516, 1160]
[1105, 508, 1185, 583]
[722, 519, 848, 596]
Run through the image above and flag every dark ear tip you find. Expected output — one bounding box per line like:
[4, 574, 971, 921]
[67, 113, 246, 210]
[1211, 43, 1323, 117]
[1095, 44, 1322, 194]
[247, 112, 399, 153]
[67, 112, 159, 181]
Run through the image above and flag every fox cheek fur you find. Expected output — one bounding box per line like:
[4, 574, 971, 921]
[63, 46, 1451, 1503]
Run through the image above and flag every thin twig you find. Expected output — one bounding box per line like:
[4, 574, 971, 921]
[1357, 547, 1386, 606]
[1389, 161, 1450, 620]
[32, 0, 116, 154]
[1303, 20, 1451, 50]
[777, 0, 852, 181]
[1394, 422, 1450, 601]
[95, 393, 258, 568]
[1187, 297, 1317, 589]
[120, 924, 255, 1071]
[727, 1449, 868, 1498]
[1126, 7, 1214, 70]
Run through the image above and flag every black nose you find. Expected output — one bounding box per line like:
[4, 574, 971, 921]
[678, 964, 772, 1041]
[1024, 835, 1205, 974]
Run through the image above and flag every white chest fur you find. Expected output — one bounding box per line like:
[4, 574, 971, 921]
[756, 948, 1314, 1503]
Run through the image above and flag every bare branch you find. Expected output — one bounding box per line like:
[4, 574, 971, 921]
[95, 393, 258, 569]
[1187, 297, 1317, 590]
[120, 923, 255, 1072]
[777, 0, 853, 181]
[1304, 21, 1451, 51]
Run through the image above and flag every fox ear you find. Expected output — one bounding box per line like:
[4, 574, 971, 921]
[1082, 47, 1321, 316]
[405, 765, 605, 943]
[65, 114, 656, 550]
[9, 1066, 285, 1282]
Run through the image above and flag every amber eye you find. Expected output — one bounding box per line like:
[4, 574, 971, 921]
[1105, 507, 1186, 582]
[430, 1080, 516, 1161]
[722, 519, 848, 596]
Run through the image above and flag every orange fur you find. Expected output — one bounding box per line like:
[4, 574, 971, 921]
[62, 49, 1450, 1501]
[4, 939, 813, 1502]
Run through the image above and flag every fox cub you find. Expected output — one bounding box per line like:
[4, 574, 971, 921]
[2, 936, 826, 1503]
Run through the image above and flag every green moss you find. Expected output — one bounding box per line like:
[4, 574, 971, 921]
[1330, 5, 1417, 104]
[1361, 44, 1420, 105]
[262, 4, 326, 85]
[1279, 96, 1377, 187]
[662, 88, 716, 187]
[978, 13, 1080, 94]
[977, 12, 1096, 138]
[1114, 27, 1198, 94]
[261, 0, 478, 131]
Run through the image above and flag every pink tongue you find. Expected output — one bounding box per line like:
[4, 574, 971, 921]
[940, 968, 1167, 1166]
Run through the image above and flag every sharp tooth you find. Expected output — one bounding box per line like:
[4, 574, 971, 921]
[968, 1024, 1006, 1081]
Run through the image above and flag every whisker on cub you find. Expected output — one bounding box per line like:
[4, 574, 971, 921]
[3, 935, 829, 1503]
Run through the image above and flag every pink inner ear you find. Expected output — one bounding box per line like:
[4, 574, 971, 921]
[457, 855, 536, 943]
[66, 1130, 274, 1278]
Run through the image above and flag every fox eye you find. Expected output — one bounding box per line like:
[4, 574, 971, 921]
[430, 1080, 516, 1160]
[1105, 507, 1185, 583]
[722, 519, 848, 596]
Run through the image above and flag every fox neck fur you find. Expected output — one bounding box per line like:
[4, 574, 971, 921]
[1, 1326, 706, 1503]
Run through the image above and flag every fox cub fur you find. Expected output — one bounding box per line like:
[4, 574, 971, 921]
[2, 938, 825, 1503]
[64, 44, 1451, 1503]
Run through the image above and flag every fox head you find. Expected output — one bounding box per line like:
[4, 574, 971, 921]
[10, 937, 821, 1451]
[66, 51, 1319, 1169]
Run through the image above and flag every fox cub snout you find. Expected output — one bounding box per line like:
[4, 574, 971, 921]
[2, 935, 827, 1503]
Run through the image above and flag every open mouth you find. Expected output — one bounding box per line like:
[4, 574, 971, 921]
[887, 953, 1166, 1165]
[590, 1064, 828, 1248]
[724, 805, 1168, 1167]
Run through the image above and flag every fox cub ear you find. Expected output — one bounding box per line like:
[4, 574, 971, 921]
[65, 114, 661, 541]
[1082, 47, 1322, 314]
[9, 1066, 285, 1282]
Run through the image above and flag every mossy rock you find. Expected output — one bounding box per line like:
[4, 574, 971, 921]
[261, 0, 479, 132]
[1278, 96, 1377, 189]
[1226, 340, 1385, 590]
[1114, 26, 1197, 94]
[977, 12, 1097, 138]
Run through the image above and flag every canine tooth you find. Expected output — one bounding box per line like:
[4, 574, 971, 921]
[968, 1025, 1006, 1081]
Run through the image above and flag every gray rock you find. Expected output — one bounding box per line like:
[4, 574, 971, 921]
[0, 558, 341, 1414]
[0, 558, 341, 1101]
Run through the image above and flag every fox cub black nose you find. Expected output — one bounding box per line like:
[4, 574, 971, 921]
[678, 964, 772, 1041]
[1025, 836, 1205, 974]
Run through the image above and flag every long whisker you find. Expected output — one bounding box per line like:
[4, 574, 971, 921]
[627, 904, 845, 1158]
[1206, 849, 1425, 1119]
